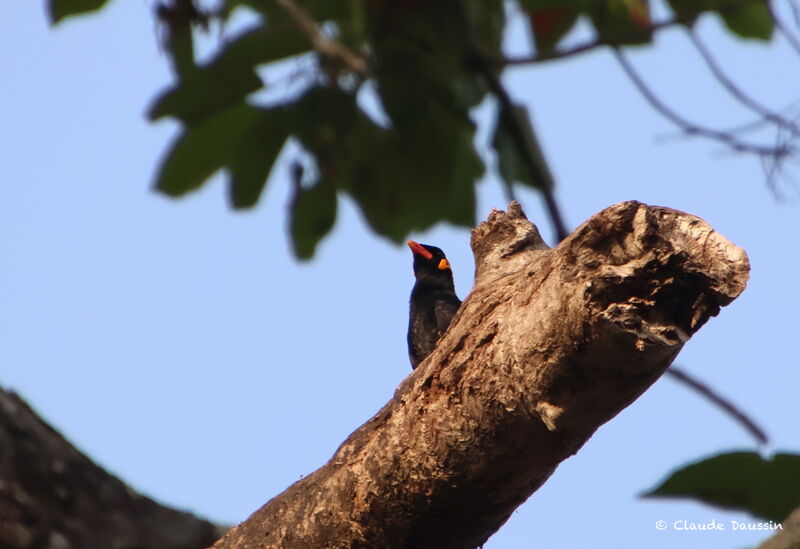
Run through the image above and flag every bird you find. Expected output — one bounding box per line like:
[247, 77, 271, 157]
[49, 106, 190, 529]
[406, 240, 462, 369]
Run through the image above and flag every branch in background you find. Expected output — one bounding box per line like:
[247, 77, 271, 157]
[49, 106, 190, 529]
[687, 29, 800, 139]
[501, 16, 684, 66]
[760, 146, 783, 192]
[0, 388, 223, 549]
[503, 2, 800, 65]
[274, 0, 367, 76]
[769, 0, 800, 57]
[666, 366, 769, 446]
[456, 2, 570, 242]
[612, 48, 795, 161]
[723, 113, 781, 136]
[793, 0, 800, 29]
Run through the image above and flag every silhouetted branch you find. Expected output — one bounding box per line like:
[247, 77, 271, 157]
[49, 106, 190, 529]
[761, 120, 800, 192]
[501, 17, 684, 66]
[612, 48, 794, 160]
[687, 30, 800, 138]
[500, 0, 800, 66]
[792, 0, 800, 27]
[666, 366, 768, 446]
[769, 0, 800, 56]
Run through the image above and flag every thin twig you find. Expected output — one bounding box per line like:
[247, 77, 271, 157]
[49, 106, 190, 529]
[502, 37, 610, 66]
[666, 366, 768, 446]
[274, 0, 367, 75]
[764, 119, 794, 193]
[723, 115, 778, 136]
[687, 29, 800, 138]
[768, 0, 800, 57]
[500, 1, 800, 65]
[720, 98, 800, 137]
[499, 0, 800, 66]
[612, 47, 792, 159]
[501, 16, 684, 66]
[792, 0, 800, 29]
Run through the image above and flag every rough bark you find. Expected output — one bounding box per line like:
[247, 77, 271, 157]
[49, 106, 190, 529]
[0, 388, 222, 549]
[757, 507, 800, 549]
[213, 201, 750, 549]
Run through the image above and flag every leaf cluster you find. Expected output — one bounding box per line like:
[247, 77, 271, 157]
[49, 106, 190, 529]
[48, 0, 775, 258]
[644, 451, 800, 523]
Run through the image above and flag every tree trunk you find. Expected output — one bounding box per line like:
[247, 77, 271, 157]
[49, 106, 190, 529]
[213, 201, 750, 549]
[0, 388, 222, 549]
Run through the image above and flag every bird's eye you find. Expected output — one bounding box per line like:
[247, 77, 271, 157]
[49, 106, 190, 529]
[437, 258, 450, 270]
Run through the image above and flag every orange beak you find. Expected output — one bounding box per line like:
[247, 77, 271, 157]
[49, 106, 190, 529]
[407, 240, 433, 260]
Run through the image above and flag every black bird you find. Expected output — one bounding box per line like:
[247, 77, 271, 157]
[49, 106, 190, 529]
[407, 240, 461, 369]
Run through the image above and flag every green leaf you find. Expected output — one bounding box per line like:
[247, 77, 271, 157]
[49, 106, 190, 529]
[286, 85, 481, 245]
[149, 63, 262, 126]
[642, 451, 800, 522]
[222, 0, 266, 18]
[666, 0, 713, 22]
[154, 103, 256, 197]
[290, 177, 338, 259]
[223, 0, 349, 22]
[718, 2, 773, 40]
[156, 97, 290, 215]
[526, 7, 581, 53]
[492, 105, 554, 191]
[352, 2, 498, 239]
[289, 86, 360, 145]
[517, 0, 587, 8]
[344, 107, 482, 241]
[165, 27, 194, 79]
[48, 0, 110, 24]
[149, 12, 321, 125]
[370, 1, 503, 122]
[463, 0, 506, 59]
[221, 22, 313, 66]
[589, 0, 653, 45]
[667, 0, 775, 40]
[155, 2, 204, 78]
[228, 108, 289, 208]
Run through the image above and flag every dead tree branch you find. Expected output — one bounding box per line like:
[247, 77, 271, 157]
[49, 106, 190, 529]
[212, 201, 749, 549]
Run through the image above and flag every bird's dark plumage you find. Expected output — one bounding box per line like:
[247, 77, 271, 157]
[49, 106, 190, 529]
[407, 241, 461, 369]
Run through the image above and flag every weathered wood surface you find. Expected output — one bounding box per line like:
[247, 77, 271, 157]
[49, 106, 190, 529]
[213, 201, 749, 549]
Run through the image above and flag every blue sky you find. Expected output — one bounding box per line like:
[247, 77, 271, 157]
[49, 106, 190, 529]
[2, 2, 799, 548]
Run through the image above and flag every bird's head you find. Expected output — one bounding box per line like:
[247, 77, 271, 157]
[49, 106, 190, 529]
[407, 240, 453, 281]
